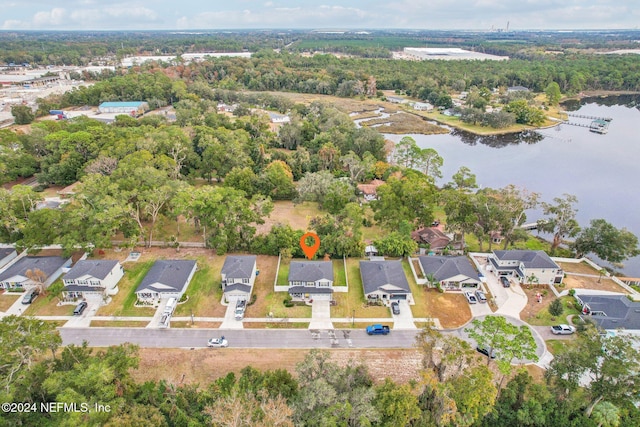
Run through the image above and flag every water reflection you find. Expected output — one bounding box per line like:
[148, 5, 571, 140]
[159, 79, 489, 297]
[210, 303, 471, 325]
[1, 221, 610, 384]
[452, 128, 545, 148]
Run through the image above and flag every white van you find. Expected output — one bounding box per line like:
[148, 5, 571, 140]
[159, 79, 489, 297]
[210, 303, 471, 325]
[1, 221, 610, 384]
[164, 297, 177, 315]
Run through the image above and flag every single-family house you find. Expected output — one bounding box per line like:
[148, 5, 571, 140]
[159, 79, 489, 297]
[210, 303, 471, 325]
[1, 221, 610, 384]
[360, 260, 414, 304]
[488, 250, 563, 284]
[412, 102, 434, 111]
[135, 260, 197, 303]
[0, 256, 71, 289]
[357, 179, 385, 201]
[412, 227, 463, 253]
[386, 96, 407, 104]
[268, 112, 291, 124]
[221, 255, 257, 303]
[418, 256, 481, 291]
[575, 293, 640, 331]
[217, 102, 237, 113]
[0, 247, 18, 269]
[287, 260, 334, 301]
[62, 260, 124, 300]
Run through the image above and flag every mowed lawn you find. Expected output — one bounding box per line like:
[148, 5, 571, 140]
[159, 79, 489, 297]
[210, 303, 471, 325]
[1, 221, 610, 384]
[0, 293, 20, 311]
[23, 283, 76, 316]
[96, 260, 156, 317]
[247, 256, 311, 319]
[332, 258, 391, 319]
[174, 255, 226, 317]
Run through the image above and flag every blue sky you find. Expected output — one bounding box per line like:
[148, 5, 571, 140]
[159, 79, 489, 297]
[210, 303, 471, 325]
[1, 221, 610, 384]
[1, 1, 638, 31]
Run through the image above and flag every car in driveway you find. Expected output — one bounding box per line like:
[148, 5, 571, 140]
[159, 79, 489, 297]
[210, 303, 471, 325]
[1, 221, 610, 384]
[475, 290, 487, 303]
[464, 291, 478, 304]
[551, 324, 576, 335]
[476, 345, 497, 359]
[73, 301, 88, 315]
[391, 301, 400, 315]
[22, 289, 39, 304]
[500, 276, 511, 287]
[207, 337, 229, 348]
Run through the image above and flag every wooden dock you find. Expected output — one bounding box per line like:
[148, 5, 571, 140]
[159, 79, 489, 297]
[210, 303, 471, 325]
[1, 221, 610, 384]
[561, 112, 613, 121]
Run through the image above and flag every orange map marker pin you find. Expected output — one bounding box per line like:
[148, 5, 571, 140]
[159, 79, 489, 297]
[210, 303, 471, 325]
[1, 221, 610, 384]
[300, 232, 321, 259]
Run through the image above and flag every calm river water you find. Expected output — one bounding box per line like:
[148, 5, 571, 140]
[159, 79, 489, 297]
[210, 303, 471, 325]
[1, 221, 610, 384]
[384, 95, 640, 276]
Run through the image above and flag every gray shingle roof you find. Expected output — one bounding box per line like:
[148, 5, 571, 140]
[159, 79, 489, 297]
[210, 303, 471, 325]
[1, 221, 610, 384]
[0, 256, 69, 282]
[135, 260, 197, 294]
[577, 294, 640, 330]
[224, 283, 252, 294]
[418, 256, 480, 282]
[288, 261, 334, 282]
[288, 286, 334, 294]
[64, 260, 120, 281]
[63, 285, 105, 293]
[493, 250, 558, 269]
[0, 247, 16, 260]
[221, 255, 256, 279]
[360, 260, 410, 295]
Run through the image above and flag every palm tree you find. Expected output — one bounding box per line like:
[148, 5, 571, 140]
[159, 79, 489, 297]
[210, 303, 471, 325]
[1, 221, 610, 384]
[25, 268, 48, 296]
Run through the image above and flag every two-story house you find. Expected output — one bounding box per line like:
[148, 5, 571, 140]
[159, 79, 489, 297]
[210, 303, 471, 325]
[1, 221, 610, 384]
[488, 250, 563, 285]
[62, 259, 124, 300]
[221, 255, 257, 303]
[287, 260, 334, 301]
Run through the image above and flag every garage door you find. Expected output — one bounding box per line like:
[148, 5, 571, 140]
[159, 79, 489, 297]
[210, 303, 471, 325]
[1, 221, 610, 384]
[311, 293, 332, 301]
[390, 294, 407, 300]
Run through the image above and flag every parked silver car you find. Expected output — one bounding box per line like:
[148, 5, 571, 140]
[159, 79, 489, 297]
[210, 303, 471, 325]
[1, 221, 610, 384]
[464, 291, 478, 304]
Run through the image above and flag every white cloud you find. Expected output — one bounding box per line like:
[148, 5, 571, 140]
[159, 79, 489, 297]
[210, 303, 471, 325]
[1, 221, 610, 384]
[33, 8, 66, 26]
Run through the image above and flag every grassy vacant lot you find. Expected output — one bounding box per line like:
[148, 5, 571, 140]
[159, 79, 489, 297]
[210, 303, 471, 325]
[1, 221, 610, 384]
[133, 348, 423, 387]
[0, 293, 20, 311]
[332, 259, 391, 319]
[557, 261, 629, 293]
[96, 260, 156, 317]
[359, 111, 449, 135]
[174, 256, 226, 317]
[402, 259, 472, 328]
[247, 256, 311, 319]
[255, 200, 320, 234]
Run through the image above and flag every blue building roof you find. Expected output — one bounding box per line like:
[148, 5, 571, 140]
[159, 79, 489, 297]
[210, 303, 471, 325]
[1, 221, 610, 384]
[98, 101, 146, 108]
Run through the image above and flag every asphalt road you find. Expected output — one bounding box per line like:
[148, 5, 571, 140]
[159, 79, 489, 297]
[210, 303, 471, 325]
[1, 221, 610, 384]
[58, 327, 422, 349]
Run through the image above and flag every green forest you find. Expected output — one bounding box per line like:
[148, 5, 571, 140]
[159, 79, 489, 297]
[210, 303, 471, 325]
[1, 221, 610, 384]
[2, 315, 639, 427]
[2, 30, 640, 426]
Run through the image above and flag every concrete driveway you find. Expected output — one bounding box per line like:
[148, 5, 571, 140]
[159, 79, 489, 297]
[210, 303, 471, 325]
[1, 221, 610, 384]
[309, 300, 333, 330]
[393, 300, 417, 329]
[220, 302, 244, 330]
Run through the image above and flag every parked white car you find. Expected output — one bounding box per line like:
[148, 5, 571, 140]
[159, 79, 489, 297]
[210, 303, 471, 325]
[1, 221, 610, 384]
[207, 337, 229, 348]
[464, 291, 478, 304]
[551, 324, 576, 335]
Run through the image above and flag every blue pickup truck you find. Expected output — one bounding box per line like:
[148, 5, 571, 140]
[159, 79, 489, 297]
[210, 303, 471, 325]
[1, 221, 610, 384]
[366, 324, 390, 335]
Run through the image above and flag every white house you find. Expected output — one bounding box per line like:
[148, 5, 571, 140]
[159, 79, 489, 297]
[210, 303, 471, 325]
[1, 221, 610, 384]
[412, 102, 434, 111]
[221, 255, 257, 303]
[0, 256, 71, 289]
[287, 260, 334, 301]
[360, 260, 414, 304]
[417, 256, 481, 291]
[488, 250, 563, 285]
[135, 260, 197, 303]
[62, 260, 124, 300]
[268, 112, 291, 124]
